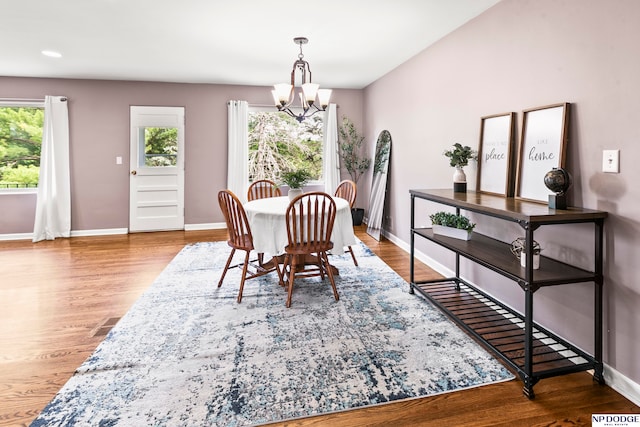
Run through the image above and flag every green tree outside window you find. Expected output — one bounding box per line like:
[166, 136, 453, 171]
[248, 111, 323, 183]
[0, 106, 44, 188]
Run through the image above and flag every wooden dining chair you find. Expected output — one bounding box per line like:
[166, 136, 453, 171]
[217, 189, 279, 303]
[247, 179, 281, 201]
[281, 192, 339, 308]
[334, 179, 358, 266]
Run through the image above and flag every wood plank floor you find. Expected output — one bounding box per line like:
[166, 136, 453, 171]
[1, 226, 638, 426]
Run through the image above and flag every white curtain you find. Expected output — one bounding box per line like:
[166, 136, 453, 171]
[323, 103, 340, 194]
[227, 100, 249, 203]
[33, 96, 71, 242]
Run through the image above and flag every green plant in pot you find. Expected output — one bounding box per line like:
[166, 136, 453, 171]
[443, 143, 477, 193]
[280, 168, 311, 201]
[429, 211, 476, 240]
[338, 116, 371, 225]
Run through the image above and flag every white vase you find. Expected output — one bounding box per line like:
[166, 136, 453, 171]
[288, 188, 303, 202]
[453, 166, 467, 193]
[520, 253, 540, 270]
[453, 166, 467, 183]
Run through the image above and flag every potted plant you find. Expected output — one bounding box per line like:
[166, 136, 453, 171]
[443, 143, 477, 193]
[338, 116, 371, 225]
[429, 211, 476, 240]
[280, 168, 311, 201]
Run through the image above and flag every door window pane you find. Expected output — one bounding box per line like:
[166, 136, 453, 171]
[138, 126, 178, 167]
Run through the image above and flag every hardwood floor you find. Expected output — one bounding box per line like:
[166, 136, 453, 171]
[1, 227, 637, 426]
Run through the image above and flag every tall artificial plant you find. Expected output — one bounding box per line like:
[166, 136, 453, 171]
[338, 116, 371, 185]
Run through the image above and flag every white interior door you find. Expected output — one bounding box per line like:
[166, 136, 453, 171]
[129, 106, 185, 232]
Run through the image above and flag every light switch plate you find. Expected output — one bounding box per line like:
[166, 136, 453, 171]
[602, 149, 619, 173]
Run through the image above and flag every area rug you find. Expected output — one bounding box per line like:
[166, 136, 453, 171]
[31, 240, 513, 426]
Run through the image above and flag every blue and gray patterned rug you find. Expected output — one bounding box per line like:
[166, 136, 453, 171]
[32, 240, 513, 426]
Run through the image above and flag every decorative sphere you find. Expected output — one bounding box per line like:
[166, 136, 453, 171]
[544, 167, 572, 195]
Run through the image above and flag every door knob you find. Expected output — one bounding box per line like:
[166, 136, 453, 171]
[131, 170, 137, 175]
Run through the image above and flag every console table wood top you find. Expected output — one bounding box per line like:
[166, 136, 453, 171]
[409, 189, 608, 224]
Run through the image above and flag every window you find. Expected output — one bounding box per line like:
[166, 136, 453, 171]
[138, 126, 178, 167]
[248, 109, 324, 183]
[0, 101, 44, 190]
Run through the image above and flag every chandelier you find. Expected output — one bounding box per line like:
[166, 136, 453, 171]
[272, 37, 332, 122]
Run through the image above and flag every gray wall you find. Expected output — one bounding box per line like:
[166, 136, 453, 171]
[0, 79, 364, 233]
[364, 0, 640, 386]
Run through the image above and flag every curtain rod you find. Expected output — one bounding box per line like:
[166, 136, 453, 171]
[0, 97, 68, 103]
[0, 97, 45, 103]
[225, 101, 277, 108]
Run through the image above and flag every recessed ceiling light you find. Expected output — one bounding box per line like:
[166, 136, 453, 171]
[41, 50, 62, 58]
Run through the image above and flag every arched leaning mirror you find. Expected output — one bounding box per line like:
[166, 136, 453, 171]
[367, 130, 392, 241]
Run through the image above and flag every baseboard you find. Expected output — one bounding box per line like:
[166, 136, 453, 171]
[71, 228, 128, 237]
[185, 222, 226, 231]
[0, 232, 33, 241]
[1, 228, 129, 241]
[381, 229, 454, 277]
[383, 228, 640, 407]
[604, 363, 640, 406]
[0, 224, 228, 241]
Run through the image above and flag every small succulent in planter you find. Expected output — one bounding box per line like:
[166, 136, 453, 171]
[429, 211, 476, 232]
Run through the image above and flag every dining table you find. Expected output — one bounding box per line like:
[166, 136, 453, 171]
[244, 195, 356, 271]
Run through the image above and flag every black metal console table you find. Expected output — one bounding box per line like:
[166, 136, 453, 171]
[409, 189, 607, 398]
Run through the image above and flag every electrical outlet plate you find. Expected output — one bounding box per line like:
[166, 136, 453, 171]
[602, 149, 619, 173]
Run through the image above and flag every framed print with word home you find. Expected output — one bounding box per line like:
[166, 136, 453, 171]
[515, 103, 570, 202]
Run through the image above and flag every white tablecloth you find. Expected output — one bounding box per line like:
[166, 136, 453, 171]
[244, 196, 356, 256]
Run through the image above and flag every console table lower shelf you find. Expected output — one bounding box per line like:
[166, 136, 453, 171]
[412, 279, 603, 398]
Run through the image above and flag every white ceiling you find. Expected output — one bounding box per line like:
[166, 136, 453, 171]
[1, 0, 500, 89]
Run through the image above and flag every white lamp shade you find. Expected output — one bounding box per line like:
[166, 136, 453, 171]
[301, 83, 319, 103]
[273, 84, 292, 105]
[317, 89, 332, 108]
